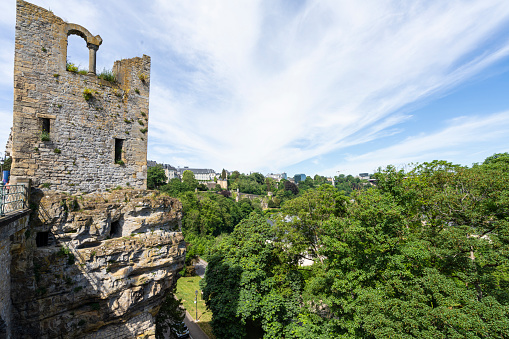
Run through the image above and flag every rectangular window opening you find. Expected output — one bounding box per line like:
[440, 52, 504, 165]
[36, 232, 49, 247]
[114, 138, 124, 163]
[41, 118, 50, 134]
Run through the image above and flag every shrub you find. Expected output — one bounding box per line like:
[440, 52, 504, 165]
[66, 62, 79, 73]
[2, 157, 12, 171]
[40, 131, 50, 141]
[97, 68, 116, 82]
[115, 160, 125, 166]
[83, 88, 93, 101]
[134, 88, 140, 94]
[124, 118, 131, 124]
[54, 148, 61, 154]
[138, 73, 146, 82]
[140, 128, 148, 134]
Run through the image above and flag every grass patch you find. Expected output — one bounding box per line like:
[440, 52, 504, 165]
[176, 276, 217, 338]
[175, 276, 212, 323]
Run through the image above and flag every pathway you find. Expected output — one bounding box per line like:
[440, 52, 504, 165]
[184, 311, 210, 339]
[194, 257, 208, 278]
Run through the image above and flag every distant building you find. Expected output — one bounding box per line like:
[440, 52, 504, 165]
[359, 173, 370, 179]
[178, 167, 216, 181]
[265, 173, 287, 181]
[162, 164, 178, 181]
[294, 174, 306, 183]
[217, 179, 228, 190]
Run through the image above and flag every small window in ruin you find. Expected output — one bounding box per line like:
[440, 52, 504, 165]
[114, 138, 124, 164]
[36, 232, 49, 247]
[41, 118, 50, 134]
[110, 220, 121, 238]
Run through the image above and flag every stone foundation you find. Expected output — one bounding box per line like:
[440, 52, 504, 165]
[10, 190, 185, 338]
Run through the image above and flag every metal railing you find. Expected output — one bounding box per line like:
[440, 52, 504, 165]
[0, 184, 28, 216]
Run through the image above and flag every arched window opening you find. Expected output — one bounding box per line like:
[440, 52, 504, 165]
[66, 34, 89, 73]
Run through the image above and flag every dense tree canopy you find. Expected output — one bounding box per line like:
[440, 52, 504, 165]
[201, 154, 509, 338]
[201, 214, 303, 338]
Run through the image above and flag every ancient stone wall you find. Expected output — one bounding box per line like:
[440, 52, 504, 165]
[11, 0, 150, 193]
[0, 237, 12, 339]
[10, 190, 185, 338]
[0, 211, 31, 339]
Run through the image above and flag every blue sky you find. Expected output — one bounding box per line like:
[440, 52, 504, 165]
[1, 0, 509, 177]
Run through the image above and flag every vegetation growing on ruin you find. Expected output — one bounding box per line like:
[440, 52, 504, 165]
[66, 61, 87, 75]
[97, 68, 116, 82]
[82, 88, 93, 101]
[40, 131, 50, 141]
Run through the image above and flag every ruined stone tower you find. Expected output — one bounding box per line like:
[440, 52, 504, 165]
[11, 0, 150, 192]
[1, 3, 186, 338]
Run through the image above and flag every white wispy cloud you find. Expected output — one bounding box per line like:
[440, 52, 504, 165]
[142, 0, 509, 172]
[329, 111, 509, 175]
[1, 0, 509, 175]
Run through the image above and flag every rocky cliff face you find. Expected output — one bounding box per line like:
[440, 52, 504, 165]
[10, 189, 185, 338]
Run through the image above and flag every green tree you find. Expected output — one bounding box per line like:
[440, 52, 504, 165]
[182, 170, 198, 189]
[155, 287, 186, 339]
[483, 152, 509, 165]
[313, 174, 327, 186]
[147, 165, 167, 189]
[250, 172, 265, 185]
[221, 168, 227, 179]
[230, 170, 240, 180]
[277, 184, 348, 264]
[201, 214, 302, 339]
[160, 178, 192, 196]
[284, 180, 299, 195]
[299, 160, 509, 337]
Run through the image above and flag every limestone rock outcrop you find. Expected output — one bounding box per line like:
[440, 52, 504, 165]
[10, 189, 185, 338]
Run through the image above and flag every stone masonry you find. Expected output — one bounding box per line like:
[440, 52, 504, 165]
[11, 0, 150, 193]
[0, 211, 31, 339]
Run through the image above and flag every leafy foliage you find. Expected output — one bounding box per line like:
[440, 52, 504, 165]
[200, 154, 509, 338]
[334, 173, 367, 195]
[155, 287, 186, 339]
[97, 68, 116, 82]
[182, 170, 198, 189]
[147, 165, 167, 189]
[201, 214, 303, 339]
[160, 178, 193, 196]
[2, 157, 12, 171]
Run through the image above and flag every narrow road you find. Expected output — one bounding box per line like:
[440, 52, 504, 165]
[184, 311, 210, 339]
[184, 257, 210, 338]
[194, 257, 208, 278]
